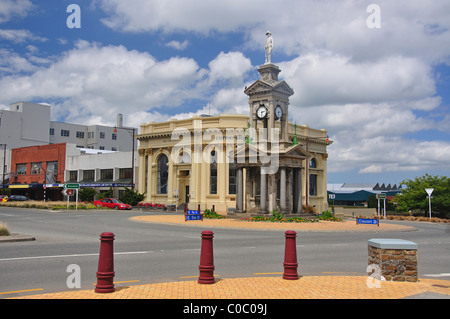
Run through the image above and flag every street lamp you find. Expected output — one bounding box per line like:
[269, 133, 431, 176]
[113, 126, 136, 190]
[425, 188, 434, 220]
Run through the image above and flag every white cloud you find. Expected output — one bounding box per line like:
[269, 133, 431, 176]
[0, 0, 33, 23]
[98, 0, 450, 65]
[0, 42, 255, 128]
[165, 40, 189, 50]
[0, 29, 47, 43]
[280, 53, 436, 107]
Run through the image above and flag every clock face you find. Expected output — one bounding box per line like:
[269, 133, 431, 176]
[257, 105, 267, 119]
[275, 106, 283, 119]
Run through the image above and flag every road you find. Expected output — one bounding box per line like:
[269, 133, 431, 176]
[0, 206, 449, 298]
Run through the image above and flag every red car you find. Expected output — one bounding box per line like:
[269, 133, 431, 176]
[94, 198, 132, 210]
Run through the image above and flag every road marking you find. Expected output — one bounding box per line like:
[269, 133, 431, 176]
[423, 273, 450, 278]
[179, 275, 220, 279]
[0, 288, 44, 295]
[0, 251, 152, 262]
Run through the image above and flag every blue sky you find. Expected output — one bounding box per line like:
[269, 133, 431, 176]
[1, 0, 449, 185]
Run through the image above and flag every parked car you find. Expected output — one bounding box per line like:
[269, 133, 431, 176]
[7, 195, 30, 201]
[94, 198, 132, 210]
[0, 195, 8, 202]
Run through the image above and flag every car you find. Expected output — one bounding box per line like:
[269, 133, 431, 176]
[94, 198, 132, 210]
[7, 195, 30, 201]
[0, 195, 8, 202]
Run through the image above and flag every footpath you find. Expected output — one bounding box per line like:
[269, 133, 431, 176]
[6, 214, 450, 300]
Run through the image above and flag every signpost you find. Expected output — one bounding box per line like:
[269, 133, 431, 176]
[425, 188, 434, 220]
[376, 193, 387, 218]
[185, 210, 203, 221]
[63, 183, 80, 210]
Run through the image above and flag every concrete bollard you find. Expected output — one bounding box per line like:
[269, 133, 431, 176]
[95, 232, 115, 293]
[283, 230, 299, 280]
[198, 230, 215, 284]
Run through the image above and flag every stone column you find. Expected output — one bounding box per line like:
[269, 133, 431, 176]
[260, 168, 267, 214]
[280, 167, 287, 213]
[296, 169, 302, 213]
[236, 167, 244, 213]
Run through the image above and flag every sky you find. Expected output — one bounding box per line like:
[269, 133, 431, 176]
[0, 0, 449, 185]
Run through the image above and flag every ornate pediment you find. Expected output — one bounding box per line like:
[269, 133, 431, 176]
[244, 80, 294, 97]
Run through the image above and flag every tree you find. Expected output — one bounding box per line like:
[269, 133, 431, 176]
[78, 187, 98, 202]
[119, 187, 145, 206]
[394, 174, 450, 218]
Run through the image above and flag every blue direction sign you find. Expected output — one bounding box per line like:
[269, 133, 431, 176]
[185, 210, 203, 221]
[356, 218, 379, 226]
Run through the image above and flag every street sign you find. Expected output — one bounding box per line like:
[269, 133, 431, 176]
[62, 189, 74, 196]
[376, 193, 386, 199]
[185, 210, 203, 221]
[356, 218, 379, 227]
[65, 183, 80, 189]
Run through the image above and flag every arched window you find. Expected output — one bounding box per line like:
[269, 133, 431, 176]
[210, 150, 217, 194]
[157, 154, 168, 194]
[309, 158, 317, 168]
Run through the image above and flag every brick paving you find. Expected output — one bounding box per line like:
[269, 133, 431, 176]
[7, 215, 450, 299]
[10, 276, 450, 299]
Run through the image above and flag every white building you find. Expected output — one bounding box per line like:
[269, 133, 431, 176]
[0, 102, 138, 190]
[65, 144, 138, 198]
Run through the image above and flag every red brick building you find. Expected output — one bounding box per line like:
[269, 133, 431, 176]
[10, 143, 66, 200]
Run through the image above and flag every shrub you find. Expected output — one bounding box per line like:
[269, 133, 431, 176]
[319, 210, 342, 222]
[302, 204, 317, 214]
[0, 222, 10, 236]
[203, 209, 226, 219]
[79, 188, 98, 202]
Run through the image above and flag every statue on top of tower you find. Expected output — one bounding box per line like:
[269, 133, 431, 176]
[265, 31, 273, 64]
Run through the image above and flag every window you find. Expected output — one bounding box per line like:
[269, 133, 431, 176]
[309, 174, 317, 196]
[83, 170, 95, 181]
[46, 161, 58, 183]
[228, 162, 236, 194]
[112, 133, 117, 140]
[100, 132, 105, 139]
[16, 164, 27, 175]
[76, 131, 85, 138]
[31, 162, 42, 175]
[157, 154, 168, 194]
[88, 132, 94, 139]
[100, 169, 113, 180]
[119, 168, 132, 179]
[49, 128, 54, 135]
[309, 158, 317, 168]
[69, 171, 78, 181]
[61, 129, 70, 137]
[210, 151, 217, 194]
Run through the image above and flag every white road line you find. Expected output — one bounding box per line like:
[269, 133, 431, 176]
[0, 251, 152, 262]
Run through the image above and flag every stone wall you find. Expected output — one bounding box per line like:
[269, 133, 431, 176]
[368, 238, 418, 282]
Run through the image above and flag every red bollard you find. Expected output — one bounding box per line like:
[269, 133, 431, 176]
[198, 230, 215, 284]
[283, 230, 299, 280]
[95, 232, 115, 293]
